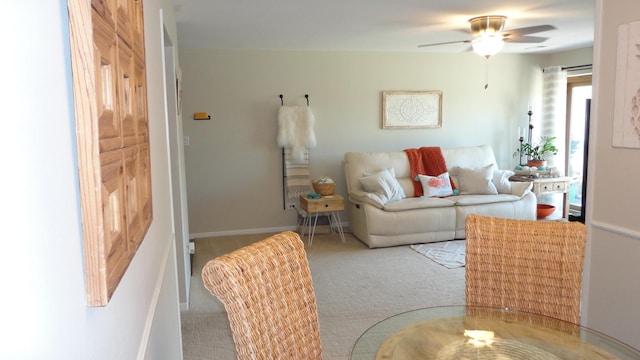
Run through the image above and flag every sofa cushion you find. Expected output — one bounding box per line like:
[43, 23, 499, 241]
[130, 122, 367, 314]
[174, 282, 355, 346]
[344, 151, 414, 196]
[451, 194, 523, 206]
[359, 168, 405, 205]
[418, 172, 454, 197]
[454, 164, 498, 195]
[383, 197, 455, 211]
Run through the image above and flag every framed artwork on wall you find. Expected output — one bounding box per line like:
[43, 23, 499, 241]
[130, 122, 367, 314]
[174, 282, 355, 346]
[612, 19, 640, 148]
[382, 91, 443, 129]
[68, 0, 153, 306]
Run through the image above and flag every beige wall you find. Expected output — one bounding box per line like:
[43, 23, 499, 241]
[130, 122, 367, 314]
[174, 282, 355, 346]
[544, 47, 594, 68]
[584, 0, 640, 349]
[180, 49, 591, 236]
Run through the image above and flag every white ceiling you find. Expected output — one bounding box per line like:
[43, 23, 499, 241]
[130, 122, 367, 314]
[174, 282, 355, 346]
[173, 0, 594, 54]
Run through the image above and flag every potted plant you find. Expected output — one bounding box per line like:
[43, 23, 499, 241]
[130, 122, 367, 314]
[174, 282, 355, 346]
[514, 136, 558, 168]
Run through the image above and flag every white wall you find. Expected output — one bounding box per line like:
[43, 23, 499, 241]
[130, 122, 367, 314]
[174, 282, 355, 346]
[180, 49, 592, 235]
[0, 1, 183, 359]
[584, 0, 640, 349]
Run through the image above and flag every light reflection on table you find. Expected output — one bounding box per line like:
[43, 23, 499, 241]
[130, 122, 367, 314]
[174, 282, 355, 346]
[351, 306, 640, 360]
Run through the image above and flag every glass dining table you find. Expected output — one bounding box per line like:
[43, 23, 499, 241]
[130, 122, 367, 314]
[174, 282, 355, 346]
[351, 305, 640, 359]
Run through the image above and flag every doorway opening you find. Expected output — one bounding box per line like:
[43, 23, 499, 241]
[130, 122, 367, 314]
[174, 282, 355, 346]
[566, 74, 592, 223]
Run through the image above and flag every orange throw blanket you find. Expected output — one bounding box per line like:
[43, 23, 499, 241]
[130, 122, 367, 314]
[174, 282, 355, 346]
[404, 147, 455, 197]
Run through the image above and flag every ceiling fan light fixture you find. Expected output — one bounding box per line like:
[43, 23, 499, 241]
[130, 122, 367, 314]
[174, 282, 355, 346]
[472, 35, 504, 58]
[469, 15, 507, 36]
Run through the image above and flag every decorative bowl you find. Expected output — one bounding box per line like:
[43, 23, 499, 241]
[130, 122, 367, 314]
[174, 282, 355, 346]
[537, 204, 556, 219]
[312, 176, 336, 196]
[312, 182, 335, 196]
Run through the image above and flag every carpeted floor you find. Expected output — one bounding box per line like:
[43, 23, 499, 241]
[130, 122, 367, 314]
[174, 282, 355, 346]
[180, 231, 465, 360]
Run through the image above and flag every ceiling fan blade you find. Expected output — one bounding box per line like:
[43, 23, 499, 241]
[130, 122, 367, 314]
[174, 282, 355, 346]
[417, 39, 471, 48]
[503, 24, 556, 37]
[504, 35, 549, 44]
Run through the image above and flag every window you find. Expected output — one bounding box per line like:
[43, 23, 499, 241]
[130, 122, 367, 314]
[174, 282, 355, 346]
[566, 75, 592, 222]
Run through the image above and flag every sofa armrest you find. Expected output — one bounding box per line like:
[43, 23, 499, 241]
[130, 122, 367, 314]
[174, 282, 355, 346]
[348, 191, 385, 209]
[510, 181, 533, 197]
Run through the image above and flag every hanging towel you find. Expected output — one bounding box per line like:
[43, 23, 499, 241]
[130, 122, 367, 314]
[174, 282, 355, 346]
[283, 148, 313, 210]
[277, 106, 316, 161]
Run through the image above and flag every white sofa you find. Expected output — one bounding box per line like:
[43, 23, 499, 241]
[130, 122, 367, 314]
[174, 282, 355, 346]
[344, 145, 536, 248]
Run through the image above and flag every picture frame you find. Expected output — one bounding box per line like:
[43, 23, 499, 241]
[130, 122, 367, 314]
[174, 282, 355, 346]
[612, 20, 640, 148]
[69, 0, 153, 306]
[382, 91, 442, 129]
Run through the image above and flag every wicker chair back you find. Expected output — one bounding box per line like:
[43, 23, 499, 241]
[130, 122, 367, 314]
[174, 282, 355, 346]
[202, 231, 323, 359]
[465, 214, 587, 324]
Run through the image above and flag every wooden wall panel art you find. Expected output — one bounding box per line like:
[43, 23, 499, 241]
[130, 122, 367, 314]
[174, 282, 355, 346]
[68, 0, 152, 306]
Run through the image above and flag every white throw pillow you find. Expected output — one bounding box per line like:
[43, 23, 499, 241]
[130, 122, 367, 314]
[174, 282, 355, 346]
[456, 164, 498, 195]
[418, 172, 454, 197]
[492, 169, 515, 194]
[359, 169, 405, 204]
[362, 167, 398, 179]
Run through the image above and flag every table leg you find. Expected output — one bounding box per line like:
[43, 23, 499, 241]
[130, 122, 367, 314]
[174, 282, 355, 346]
[298, 212, 307, 237]
[308, 212, 320, 246]
[330, 211, 346, 243]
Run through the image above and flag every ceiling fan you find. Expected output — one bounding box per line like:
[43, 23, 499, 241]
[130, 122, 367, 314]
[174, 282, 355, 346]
[418, 15, 556, 58]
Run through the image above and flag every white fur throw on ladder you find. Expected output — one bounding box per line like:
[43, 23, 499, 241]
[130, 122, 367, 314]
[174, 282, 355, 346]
[277, 106, 316, 161]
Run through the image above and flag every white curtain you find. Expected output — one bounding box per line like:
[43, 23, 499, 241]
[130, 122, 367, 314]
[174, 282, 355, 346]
[541, 66, 568, 171]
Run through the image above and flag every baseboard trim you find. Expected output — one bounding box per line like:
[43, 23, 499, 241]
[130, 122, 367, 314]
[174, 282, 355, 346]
[190, 221, 349, 239]
[190, 225, 297, 239]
